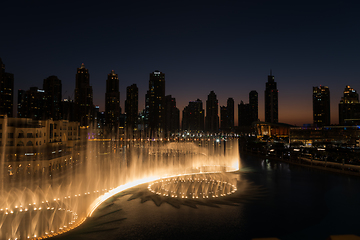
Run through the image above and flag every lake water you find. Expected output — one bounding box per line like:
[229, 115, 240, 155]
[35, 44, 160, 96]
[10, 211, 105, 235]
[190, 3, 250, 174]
[54, 152, 360, 240]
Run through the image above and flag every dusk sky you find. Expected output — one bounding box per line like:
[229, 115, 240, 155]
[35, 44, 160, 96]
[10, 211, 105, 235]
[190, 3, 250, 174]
[1, 0, 359, 126]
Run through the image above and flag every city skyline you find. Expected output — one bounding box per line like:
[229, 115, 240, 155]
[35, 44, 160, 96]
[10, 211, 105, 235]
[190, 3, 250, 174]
[4, 60, 360, 127]
[1, 1, 359, 126]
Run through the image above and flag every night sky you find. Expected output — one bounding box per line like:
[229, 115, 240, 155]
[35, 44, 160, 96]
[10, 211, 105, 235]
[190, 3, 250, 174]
[1, 0, 359, 126]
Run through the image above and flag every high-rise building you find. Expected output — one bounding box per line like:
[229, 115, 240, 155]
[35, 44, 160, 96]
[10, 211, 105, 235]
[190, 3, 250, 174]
[43, 76, 62, 120]
[145, 70, 165, 136]
[74, 63, 94, 127]
[313, 86, 330, 127]
[0, 58, 14, 117]
[265, 70, 278, 123]
[238, 90, 258, 131]
[220, 98, 234, 132]
[220, 106, 228, 131]
[238, 101, 252, 127]
[105, 70, 120, 133]
[164, 95, 180, 134]
[17, 87, 47, 120]
[339, 85, 360, 125]
[61, 98, 76, 122]
[249, 90, 258, 122]
[125, 84, 138, 130]
[205, 91, 219, 132]
[182, 99, 204, 131]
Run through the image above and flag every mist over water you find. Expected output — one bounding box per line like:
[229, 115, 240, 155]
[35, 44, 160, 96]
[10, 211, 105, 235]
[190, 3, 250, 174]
[55, 153, 360, 240]
[0, 129, 239, 240]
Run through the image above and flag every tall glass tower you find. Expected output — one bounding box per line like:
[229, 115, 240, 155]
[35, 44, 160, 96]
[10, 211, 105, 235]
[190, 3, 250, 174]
[264, 70, 278, 123]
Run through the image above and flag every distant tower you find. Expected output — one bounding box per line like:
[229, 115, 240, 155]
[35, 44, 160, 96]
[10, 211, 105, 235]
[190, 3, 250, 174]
[265, 70, 278, 123]
[125, 84, 138, 130]
[313, 86, 330, 127]
[0, 58, 14, 117]
[205, 91, 219, 132]
[220, 98, 234, 132]
[339, 85, 360, 125]
[146, 70, 165, 136]
[75, 63, 94, 127]
[182, 99, 204, 131]
[43, 75, 62, 120]
[227, 98, 234, 131]
[18, 87, 47, 120]
[105, 70, 120, 133]
[249, 90, 258, 122]
[164, 95, 180, 134]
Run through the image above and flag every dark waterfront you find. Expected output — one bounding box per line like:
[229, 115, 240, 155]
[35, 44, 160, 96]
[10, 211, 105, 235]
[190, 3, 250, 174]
[54, 152, 360, 240]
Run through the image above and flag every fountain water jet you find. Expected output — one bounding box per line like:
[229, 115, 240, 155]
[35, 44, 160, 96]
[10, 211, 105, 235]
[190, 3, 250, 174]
[0, 130, 240, 239]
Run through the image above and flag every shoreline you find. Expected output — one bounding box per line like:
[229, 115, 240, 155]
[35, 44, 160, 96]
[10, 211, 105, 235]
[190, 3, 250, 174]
[240, 149, 360, 178]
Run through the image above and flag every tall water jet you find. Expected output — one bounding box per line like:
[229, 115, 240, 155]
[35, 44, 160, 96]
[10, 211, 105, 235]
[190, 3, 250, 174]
[0, 124, 239, 239]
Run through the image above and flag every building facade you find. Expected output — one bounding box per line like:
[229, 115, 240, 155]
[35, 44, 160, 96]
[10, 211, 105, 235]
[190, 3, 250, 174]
[265, 71, 278, 123]
[0, 58, 14, 117]
[313, 86, 330, 127]
[145, 71, 165, 136]
[182, 99, 204, 132]
[75, 63, 94, 127]
[105, 70, 120, 134]
[339, 85, 360, 125]
[125, 84, 138, 130]
[205, 91, 219, 132]
[164, 95, 180, 134]
[43, 75, 62, 120]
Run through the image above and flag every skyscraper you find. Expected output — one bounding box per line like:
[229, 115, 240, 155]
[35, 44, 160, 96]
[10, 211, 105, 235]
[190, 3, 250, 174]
[75, 63, 94, 127]
[238, 90, 258, 132]
[17, 87, 47, 120]
[105, 70, 120, 133]
[339, 85, 360, 125]
[205, 91, 219, 132]
[43, 75, 62, 120]
[125, 84, 138, 130]
[182, 99, 204, 131]
[265, 70, 278, 123]
[164, 95, 180, 134]
[0, 58, 14, 117]
[249, 90, 258, 122]
[220, 98, 234, 132]
[146, 70, 165, 136]
[313, 86, 330, 127]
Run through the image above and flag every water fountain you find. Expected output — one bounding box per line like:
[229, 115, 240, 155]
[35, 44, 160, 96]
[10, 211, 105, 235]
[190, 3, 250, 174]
[0, 127, 240, 239]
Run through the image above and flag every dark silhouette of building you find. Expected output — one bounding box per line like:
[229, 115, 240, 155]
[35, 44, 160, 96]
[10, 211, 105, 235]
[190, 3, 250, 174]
[238, 101, 252, 127]
[339, 85, 360, 125]
[238, 90, 258, 132]
[0, 58, 14, 117]
[125, 84, 138, 130]
[249, 90, 258, 122]
[182, 99, 204, 131]
[220, 106, 227, 131]
[220, 98, 234, 132]
[313, 86, 330, 127]
[43, 76, 62, 120]
[265, 70, 278, 123]
[61, 98, 76, 121]
[17, 87, 47, 120]
[205, 91, 219, 132]
[105, 70, 120, 134]
[75, 63, 94, 127]
[164, 95, 180, 134]
[145, 70, 165, 136]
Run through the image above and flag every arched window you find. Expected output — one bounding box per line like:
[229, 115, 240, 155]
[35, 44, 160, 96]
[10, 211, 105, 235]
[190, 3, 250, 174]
[17, 141, 24, 146]
[26, 141, 33, 146]
[18, 130, 24, 138]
